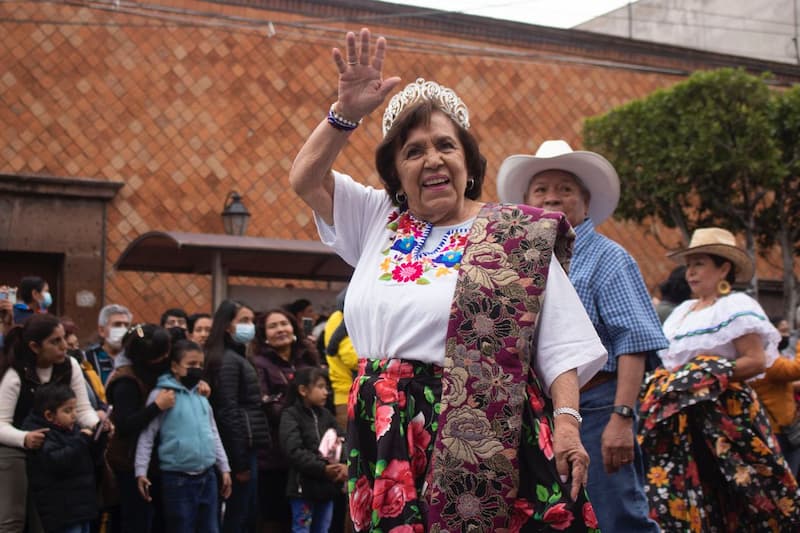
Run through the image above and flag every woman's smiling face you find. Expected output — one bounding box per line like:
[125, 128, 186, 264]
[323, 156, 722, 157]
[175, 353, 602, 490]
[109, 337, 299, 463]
[394, 111, 471, 226]
[264, 311, 294, 349]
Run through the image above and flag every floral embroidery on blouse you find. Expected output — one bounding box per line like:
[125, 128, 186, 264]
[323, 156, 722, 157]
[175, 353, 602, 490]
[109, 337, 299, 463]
[379, 210, 469, 284]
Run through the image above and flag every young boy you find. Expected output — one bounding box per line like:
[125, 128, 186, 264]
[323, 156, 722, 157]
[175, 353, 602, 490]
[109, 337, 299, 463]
[135, 340, 231, 533]
[22, 383, 106, 533]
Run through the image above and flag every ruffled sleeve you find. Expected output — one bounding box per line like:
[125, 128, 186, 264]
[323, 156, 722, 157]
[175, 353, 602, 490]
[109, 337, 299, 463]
[661, 292, 780, 378]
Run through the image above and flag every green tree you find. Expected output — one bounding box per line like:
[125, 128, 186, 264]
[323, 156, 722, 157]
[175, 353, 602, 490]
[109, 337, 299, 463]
[762, 87, 800, 325]
[584, 68, 781, 296]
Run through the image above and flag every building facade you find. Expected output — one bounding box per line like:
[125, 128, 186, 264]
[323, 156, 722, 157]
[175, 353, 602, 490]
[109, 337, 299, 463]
[2, 0, 796, 338]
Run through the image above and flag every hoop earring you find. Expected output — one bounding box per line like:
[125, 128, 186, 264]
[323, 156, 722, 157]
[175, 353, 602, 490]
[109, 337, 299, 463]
[395, 191, 407, 204]
[466, 177, 475, 191]
[717, 280, 731, 296]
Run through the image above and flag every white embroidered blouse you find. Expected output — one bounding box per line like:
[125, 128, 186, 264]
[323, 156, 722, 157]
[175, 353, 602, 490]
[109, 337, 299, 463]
[313, 171, 606, 393]
[660, 291, 780, 378]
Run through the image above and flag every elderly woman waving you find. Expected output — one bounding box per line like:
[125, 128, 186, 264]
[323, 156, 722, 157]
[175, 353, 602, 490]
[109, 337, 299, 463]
[290, 28, 607, 532]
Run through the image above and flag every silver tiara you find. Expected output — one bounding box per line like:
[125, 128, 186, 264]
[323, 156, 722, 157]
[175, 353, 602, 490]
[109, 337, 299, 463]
[381, 78, 470, 137]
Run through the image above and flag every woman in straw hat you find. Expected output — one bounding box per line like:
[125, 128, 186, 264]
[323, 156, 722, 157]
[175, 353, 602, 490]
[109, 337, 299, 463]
[289, 28, 609, 532]
[639, 227, 800, 531]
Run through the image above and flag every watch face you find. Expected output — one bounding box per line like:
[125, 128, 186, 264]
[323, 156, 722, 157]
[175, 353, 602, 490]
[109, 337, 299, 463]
[614, 405, 634, 418]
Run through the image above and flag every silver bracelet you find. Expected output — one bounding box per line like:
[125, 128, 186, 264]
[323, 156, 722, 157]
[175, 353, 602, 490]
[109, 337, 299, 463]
[553, 406, 583, 425]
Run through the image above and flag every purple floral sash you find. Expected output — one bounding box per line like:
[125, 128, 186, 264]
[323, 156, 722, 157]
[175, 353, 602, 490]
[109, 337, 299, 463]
[425, 203, 575, 531]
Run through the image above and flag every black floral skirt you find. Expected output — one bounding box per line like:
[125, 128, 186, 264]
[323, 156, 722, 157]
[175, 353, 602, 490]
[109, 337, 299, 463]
[638, 355, 800, 532]
[347, 359, 599, 532]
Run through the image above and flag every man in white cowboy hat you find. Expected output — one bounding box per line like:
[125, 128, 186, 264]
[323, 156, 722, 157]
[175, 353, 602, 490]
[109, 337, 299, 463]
[497, 140, 667, 532]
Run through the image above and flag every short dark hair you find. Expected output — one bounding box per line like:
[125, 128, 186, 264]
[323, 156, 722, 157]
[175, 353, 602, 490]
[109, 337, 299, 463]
[286, 299, 312, 316]
[19, 276, 46, 305]
[160, 308, 188, 326]
[708, 254, 737, 285]
[33, 383, 75, 417]
[187, 313, 211, 333]
[375, 100, 486, 206]
[170, 339, 203, 364]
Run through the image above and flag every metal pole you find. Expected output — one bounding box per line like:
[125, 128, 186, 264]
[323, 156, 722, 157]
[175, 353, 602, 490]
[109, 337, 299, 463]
[211, 251, 227, 312]
[628, 1, 633, 39]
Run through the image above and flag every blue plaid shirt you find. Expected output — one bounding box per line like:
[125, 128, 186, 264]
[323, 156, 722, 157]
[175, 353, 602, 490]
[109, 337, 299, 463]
[571, 219, 668, 372]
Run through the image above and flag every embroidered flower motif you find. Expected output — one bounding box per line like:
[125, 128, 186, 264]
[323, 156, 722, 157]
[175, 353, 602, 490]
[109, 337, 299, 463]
[391, 262, 423, 283]
[440, 471, 505, 531]
[439, 406, 505, 463]
[380, 210, 469, 284]
[433, 250, 462, 268]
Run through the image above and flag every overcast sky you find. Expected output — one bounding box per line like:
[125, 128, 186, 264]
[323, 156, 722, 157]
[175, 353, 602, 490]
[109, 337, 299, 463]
[376, 0, 637, 28]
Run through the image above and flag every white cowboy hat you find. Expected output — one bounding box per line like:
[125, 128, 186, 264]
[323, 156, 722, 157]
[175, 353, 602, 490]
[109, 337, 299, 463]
[496, 140, 621, 225]
[667, 227, 754, 283]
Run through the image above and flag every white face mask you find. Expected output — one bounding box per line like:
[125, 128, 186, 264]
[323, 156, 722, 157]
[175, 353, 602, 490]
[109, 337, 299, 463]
[106, 326, 127, 349]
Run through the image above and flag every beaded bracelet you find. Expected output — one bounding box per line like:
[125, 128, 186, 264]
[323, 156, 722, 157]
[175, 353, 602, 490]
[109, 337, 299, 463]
[327, 103, 361, 132]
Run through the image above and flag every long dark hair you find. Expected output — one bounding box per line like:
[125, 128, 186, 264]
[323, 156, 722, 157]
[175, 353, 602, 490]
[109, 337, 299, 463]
[122, 324, 171, 387]
[0, 314, 62, 379]
[205, 299, 250, 380]
[286, 366, 328, 406]
[253, 308, 320, 366]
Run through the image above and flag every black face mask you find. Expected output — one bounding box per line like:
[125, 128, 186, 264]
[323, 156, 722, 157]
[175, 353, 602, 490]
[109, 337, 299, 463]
[180, 367, 203, 390]
[779, 337, 790, 351]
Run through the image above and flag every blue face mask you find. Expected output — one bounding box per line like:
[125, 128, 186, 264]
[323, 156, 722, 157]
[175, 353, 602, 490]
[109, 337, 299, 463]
[40, 291, 52, 309]
[232, 323, 255, 344]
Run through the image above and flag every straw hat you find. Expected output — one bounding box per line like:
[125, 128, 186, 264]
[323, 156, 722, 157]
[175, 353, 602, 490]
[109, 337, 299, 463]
[496, 140, 620, 225]
[667, 227, 754, 282]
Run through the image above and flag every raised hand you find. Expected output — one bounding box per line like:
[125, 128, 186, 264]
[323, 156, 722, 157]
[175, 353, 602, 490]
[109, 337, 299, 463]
[331, 28, 401, 122]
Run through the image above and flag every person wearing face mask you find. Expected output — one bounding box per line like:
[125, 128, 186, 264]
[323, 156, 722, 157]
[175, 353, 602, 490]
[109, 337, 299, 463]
[135, 340, 232, 533]
[84, 304, 132, 386]
[105, 324, 175, 533]
[205, 300, 270, 533]
[13, 276, 52, 325]
[249, 309, 321, 532]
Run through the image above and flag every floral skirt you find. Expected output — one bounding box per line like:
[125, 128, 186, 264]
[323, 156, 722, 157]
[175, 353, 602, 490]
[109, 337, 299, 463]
[638, 355, 800, 532]
[347, 358, 440, 532]
[347, 358, 598, 533]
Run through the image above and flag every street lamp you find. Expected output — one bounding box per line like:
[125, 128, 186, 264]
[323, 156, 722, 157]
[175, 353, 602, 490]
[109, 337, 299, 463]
[221, 191, 251, 236]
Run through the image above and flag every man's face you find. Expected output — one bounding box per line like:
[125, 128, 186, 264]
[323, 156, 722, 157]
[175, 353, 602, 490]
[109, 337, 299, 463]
[524, 170, 589, 228]
[100, 313, 131, 339]
[164, 315, 188, 330]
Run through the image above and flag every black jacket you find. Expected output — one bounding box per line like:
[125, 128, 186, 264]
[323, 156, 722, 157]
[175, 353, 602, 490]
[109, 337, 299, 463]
[210, 347, 270, 474]
[279, 401, 342, 501]
[250, 343, 319, 470]
[21, 413, 104, 532]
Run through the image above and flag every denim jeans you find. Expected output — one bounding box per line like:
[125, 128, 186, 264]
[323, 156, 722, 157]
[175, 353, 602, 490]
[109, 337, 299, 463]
[54, 522, 91, 533]
[580, 378, 659, 532]
[223, 452, 258, 533]
[161, 468, 219, 533]
[289, 498, 333, 533]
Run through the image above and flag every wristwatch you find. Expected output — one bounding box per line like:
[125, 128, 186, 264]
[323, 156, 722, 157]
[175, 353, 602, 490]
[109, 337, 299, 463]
[612, 405, 635, 418]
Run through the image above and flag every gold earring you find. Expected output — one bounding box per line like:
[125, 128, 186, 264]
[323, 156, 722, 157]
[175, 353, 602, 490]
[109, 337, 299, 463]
[717, 280, 731, 296]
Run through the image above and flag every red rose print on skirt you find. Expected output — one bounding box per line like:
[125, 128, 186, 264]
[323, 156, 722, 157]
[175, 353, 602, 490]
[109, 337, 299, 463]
[406, 413, 432, 478]
[350, 475, 373, 531]
[373, 459, 417, 519]
[542, 502, 574, 531]
[538, 419, 554, 461]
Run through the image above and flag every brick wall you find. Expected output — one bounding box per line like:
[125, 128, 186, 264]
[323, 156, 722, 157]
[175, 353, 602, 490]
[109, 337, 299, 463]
[1, 0, 793, 325]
